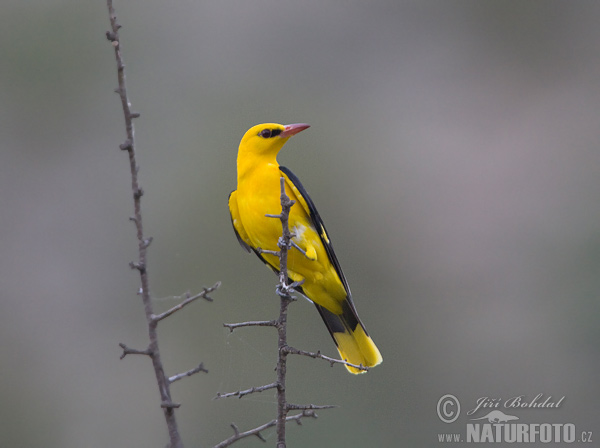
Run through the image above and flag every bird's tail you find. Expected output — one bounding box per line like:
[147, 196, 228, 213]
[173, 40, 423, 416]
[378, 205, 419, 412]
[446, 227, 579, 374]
[315, 301, 382, 374]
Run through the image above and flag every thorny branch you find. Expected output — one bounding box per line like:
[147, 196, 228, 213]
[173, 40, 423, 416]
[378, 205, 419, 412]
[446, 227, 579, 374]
[215, 178, 337, 448]
[214, 382, 278, 400]
[213, 411, 318, 448]
[223, 319, 277, 332]
[284, 346, 368, 372]
[169, 363, 209, 385]
[272, 178, 296, 448]
[106, 2, 218, 446]
[153, 282, 220, 323]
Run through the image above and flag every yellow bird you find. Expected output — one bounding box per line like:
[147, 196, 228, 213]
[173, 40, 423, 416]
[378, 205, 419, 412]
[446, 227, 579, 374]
[229, 123, 382, 374]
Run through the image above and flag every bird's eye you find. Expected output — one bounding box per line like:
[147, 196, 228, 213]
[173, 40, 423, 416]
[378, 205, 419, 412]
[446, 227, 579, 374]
[259, 128, 282, 139]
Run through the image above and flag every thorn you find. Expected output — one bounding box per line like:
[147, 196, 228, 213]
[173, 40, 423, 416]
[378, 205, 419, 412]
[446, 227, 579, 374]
[105, 31, 117, 41]
[130, 112, 140, 119]
[129, 261, 145, 273]
[160, 401, 181, 409]
[134, 188, 144, 199]
[119, 139, 132, 150]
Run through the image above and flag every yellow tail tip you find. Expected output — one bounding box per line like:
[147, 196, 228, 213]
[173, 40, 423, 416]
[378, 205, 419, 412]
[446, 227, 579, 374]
[334, 325, 382, 374]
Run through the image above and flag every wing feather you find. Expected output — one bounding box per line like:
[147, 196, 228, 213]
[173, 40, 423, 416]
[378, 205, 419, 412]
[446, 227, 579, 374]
[228, 190, 278, 272]
[279, 166, 352, 299]
[228, 190, 252, 253]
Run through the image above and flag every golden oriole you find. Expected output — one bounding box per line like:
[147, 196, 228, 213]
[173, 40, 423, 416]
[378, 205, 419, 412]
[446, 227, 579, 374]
[229, 123, 382, 374]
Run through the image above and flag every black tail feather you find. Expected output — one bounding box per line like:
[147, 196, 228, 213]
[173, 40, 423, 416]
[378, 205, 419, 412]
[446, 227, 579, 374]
[315, 299, 364, 344]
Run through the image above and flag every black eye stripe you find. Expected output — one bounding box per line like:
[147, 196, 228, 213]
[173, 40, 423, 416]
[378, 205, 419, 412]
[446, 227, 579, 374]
[259, 128, 282, 139]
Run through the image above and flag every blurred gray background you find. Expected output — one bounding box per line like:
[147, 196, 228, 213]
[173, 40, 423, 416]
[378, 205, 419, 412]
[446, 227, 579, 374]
[1, 1, 599, 447]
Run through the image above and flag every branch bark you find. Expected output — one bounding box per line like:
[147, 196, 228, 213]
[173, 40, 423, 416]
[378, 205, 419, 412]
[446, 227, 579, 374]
[105, 3, 222, 447]
[105, 5, 182, 446]
[273, 181, 295, 448]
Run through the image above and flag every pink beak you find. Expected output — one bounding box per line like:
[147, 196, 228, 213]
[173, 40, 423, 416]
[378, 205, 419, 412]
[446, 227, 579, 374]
[280, 123, 310, 138]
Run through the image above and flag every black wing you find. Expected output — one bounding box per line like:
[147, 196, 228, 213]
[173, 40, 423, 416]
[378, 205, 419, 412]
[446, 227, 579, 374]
[279, 166, 352, 300]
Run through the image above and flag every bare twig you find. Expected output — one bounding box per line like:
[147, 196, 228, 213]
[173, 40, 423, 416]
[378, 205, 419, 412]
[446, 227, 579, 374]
[256, 247, 280, 256]
[284, 346, 369, 372]
[286, 403, 338, 411]
[213, 411, 318, 448]
[169, 363, 209, 384]
[223, 320, 277, 332]
[214, 382, 278, 400]
[153, 282, 220, 322]
[118, 342, 151, 359]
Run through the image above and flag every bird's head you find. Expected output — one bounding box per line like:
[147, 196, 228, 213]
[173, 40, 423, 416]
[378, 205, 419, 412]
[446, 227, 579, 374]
[238, 123, 310, 158]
